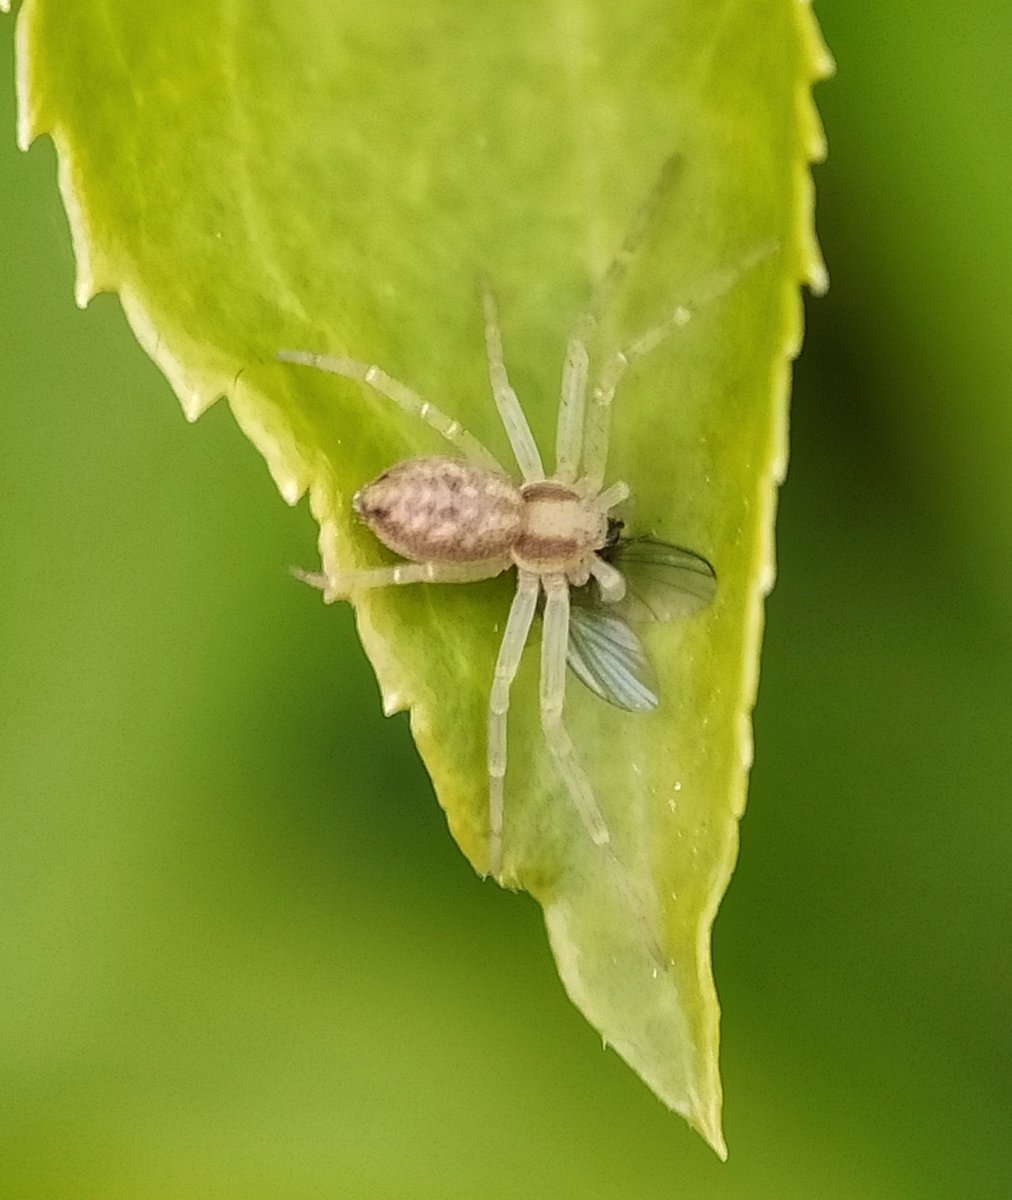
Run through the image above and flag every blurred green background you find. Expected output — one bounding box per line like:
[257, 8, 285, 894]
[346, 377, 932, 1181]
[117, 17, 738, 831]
[2, 3, 1010, 1197]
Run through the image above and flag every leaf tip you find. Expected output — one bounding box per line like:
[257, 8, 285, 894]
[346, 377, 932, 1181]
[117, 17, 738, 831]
[702, 1118, 729, 1163]
[672, 1078, 728, 1161]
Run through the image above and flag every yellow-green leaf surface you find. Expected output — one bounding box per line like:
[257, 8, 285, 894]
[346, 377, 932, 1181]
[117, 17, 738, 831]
[14, 0, 829, 1155]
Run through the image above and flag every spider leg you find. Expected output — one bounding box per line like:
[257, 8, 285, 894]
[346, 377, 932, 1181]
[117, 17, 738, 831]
[579, 306, 692, 492]
[555, 156, 684, 483]
[588, 557, 626, 603]
[479, 282, 545, 482]
[293, 558, 509, 603]
[580, 239, 780, 491]
[487, 570, 540, 878]
[277, 349, 503, 472]
[540, 574, 611, 848]
[580, 154, 685, 339]
[554, 323, 590, 484]
[589, 480, 629, 511]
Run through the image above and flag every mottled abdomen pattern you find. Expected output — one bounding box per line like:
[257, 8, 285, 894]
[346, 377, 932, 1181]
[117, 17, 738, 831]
[354, 456, 523, 563]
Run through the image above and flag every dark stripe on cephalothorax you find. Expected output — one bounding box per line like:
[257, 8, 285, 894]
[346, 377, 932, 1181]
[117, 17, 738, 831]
[513, 533, 582, 562]
[521, 481, 581, 503]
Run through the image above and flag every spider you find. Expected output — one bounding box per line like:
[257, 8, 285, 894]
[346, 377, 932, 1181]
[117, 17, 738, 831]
[279, 170, 761, 878]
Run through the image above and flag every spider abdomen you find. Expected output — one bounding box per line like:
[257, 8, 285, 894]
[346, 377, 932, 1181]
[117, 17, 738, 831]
[354, 455, 523, 563]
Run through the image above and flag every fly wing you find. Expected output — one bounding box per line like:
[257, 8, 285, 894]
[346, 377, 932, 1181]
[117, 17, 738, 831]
[567, 602, 659, 713]
[611, 538, 717, 623]
[567, 536, 716, 711]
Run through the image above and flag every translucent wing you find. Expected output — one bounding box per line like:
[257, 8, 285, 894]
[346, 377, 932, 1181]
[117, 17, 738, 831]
[567, 602, 659, 712]
[609, 537, 717, 624]
[566, 536, 716, 711]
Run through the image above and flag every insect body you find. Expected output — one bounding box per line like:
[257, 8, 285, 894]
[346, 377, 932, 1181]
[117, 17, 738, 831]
[278, 166, 755, 878]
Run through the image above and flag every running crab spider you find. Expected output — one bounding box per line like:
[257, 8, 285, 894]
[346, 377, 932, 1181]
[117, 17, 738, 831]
[278, 166, 763, 878]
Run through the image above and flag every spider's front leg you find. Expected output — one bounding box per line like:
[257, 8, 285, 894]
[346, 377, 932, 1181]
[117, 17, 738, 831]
[579, 238, 779, 492]
[579, 306, 692, 493]
[540, 574, 611, 848]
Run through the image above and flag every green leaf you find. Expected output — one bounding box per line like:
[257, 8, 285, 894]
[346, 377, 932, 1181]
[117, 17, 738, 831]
[14, 0, 830, 1156]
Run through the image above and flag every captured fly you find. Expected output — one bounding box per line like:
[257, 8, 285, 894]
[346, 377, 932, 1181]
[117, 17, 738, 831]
[567, 523, 716, 712]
